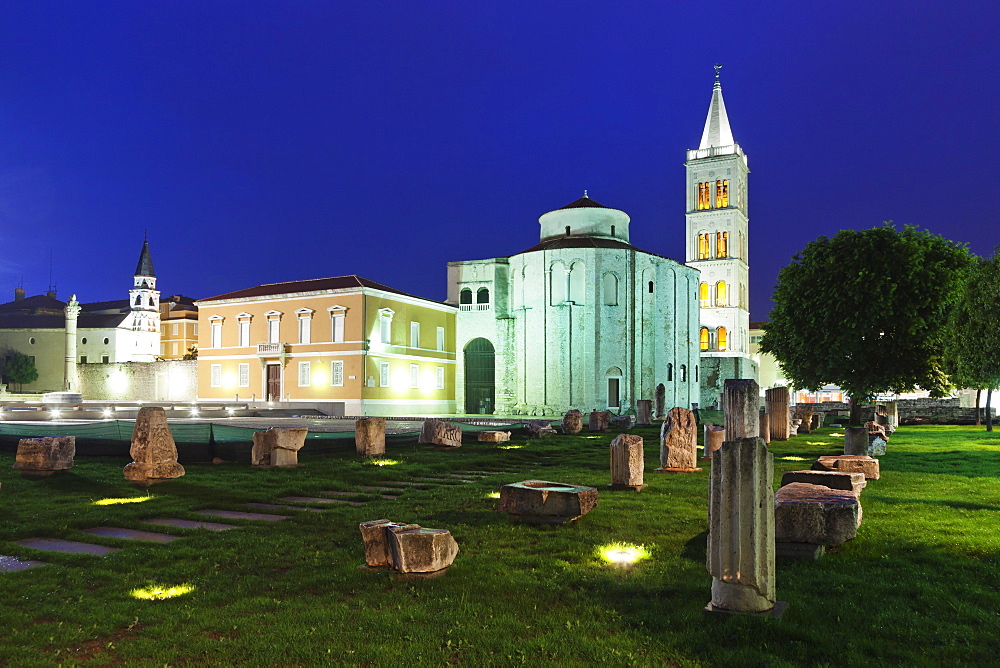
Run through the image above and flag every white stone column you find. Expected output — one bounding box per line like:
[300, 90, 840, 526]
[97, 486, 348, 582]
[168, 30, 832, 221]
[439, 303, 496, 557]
[64, 295, 81, 392]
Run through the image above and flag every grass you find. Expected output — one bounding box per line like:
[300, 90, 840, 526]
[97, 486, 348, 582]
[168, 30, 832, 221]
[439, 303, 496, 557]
[0, 423, 998, 665]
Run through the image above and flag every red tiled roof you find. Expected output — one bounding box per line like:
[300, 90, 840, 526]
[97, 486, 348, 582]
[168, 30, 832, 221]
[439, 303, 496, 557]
[198, 275, 433, 303]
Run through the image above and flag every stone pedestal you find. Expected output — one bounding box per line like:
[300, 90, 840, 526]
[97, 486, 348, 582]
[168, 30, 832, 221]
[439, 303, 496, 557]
[355, 417, 386, 457]
[123, 407, 185, 486]
[765, 387, 790, 441]
[418, 419, 463, 447]
[478, 431, 511, 443]
[498, 481, 598, 524]
[251, 427, 308, 466]
[656, 407, 699, 472]
[885, 401, 899, 431]
[760, 413, 771, 445]
[610, 415, 634, 430]
[635, 400, 653, 427]
[703, 425, 725, 459]
[707, 436, 779, 614]
[843, 426, 868, 456]
[775, 483, 861, 546]
[562, 410, 583, 435]
[588, 411, 611, 433]
[724, 379, 759, 440]
[609, 434, 646, 491]
[14, 436, 76, 476]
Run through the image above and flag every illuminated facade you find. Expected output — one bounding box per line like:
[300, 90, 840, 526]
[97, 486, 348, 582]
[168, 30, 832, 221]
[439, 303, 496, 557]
[448, 195, 701, 416]
[195, 276, 457, 416]
[0, 241, 161, 392]
[159, 296, 199, 360]
[686, 69, 756, 406]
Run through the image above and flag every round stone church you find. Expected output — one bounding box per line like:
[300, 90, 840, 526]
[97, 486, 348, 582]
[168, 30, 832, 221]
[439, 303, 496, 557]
[447, 194, 701, 416]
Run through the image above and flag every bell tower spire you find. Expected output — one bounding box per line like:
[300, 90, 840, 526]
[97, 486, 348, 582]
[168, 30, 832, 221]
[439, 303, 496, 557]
[127, 239, 160, 335]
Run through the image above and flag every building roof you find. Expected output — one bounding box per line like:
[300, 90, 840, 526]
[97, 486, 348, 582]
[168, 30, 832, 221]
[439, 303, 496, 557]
[514, 236, 682, 264]
[699, 73, 735, 149]
[81, 299, 129, 314]
[199, 275, 432, 303]
[0, 294, 65, 315]
[558, 194, 609, 210]
[0, 313, 124, 330]
[134, 240, 156, 277]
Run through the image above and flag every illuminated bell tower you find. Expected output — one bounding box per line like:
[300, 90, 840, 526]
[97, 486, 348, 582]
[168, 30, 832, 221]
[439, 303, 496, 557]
[685, 65, 755, 406]
[129, 239, 160, 333]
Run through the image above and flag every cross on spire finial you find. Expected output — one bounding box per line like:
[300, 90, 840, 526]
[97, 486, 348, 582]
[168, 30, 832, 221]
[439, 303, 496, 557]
[583, 189, 588, 198]
[713, 63, 722, 88]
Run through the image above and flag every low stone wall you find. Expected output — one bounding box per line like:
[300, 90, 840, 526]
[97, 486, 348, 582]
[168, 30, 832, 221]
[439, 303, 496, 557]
[804, 397, 995, 424]
[78, 360, 198, 402]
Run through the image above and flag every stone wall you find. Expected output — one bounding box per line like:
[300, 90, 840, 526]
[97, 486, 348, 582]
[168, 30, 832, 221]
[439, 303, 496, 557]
[78, 360, 198, 402]
[805, 397, 995, 424]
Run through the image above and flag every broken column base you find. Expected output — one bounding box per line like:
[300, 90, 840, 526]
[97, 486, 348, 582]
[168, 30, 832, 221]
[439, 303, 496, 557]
[704, 601, 789, 617]
[607, 483, 647, 492]
[706, 579, 787, 617]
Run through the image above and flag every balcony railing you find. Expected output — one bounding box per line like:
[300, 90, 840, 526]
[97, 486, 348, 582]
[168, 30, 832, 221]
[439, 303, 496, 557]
[459, 303, 491, 311]
[257, 342, 286, 355]
[686, 143, 746, 163]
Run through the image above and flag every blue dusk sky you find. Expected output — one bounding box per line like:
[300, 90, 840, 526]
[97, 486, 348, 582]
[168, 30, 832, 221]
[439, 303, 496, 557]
[0, 2, 997, 317]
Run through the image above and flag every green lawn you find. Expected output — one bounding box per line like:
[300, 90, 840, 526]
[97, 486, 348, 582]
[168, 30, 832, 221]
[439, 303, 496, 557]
[0, 424, 998, 666]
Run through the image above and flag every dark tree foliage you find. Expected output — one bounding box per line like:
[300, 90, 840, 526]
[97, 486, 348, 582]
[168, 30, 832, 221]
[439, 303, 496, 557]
[944, 252, 1000, 430]
[5, 351, 39, 391]
[760, 223, 971, 424]
[183, 346, 198, 360]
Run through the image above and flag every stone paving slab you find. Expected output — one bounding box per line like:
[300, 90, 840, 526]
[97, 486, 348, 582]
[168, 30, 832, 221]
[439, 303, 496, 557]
[322, 491, 366, 497]
[377, 481, 432, 487]
[0, 554, 46, 572]
[81, 527, 180, 543]
[15, 538, 119, 556]
[145, 518, 238, 531]
[358, 486, 406, 493]
[247, 502, 324, 513]
[279, 496, 366, 506]
[195, 509, 290, 522]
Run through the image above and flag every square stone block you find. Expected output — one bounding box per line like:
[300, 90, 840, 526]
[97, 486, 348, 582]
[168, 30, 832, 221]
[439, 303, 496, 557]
[388, 527, 459, 573]
[498, 480, 598, 524]
[780, 470, 866, 496]
[14, 436, 75, 473]
[812, 455, 880, 480]
[775, 482, 861, 546]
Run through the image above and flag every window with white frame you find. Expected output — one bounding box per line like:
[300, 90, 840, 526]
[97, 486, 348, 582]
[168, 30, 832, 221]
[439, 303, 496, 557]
[298, 315, 311, 344]
[380, 362, 390, 387]
[266, 311, 282, 343]
[298, 361, 311, 386]
[436, 326, 445, 351]
[171, 323, 178, 336]
[410, 321, 420, 348]
[410, 364, 419, 388]
[210, 318, 223, 348]
[436, 366, 445, 390]
[329, 306, 346, 343]
[238, 318, 251, 347]
[238, 363, 250, 387]
[379, 309, 394, 344]
[331, 360, 344, 386]
[210, 364, 222, 387]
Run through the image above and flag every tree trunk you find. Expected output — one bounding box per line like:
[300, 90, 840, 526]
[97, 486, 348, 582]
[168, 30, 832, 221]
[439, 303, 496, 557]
[986, 388, 993, 432]
[975, 389, 982, 426]
[848, 395, 862, 427]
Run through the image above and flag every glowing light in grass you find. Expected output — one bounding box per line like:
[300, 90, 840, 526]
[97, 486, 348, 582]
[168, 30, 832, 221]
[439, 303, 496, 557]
[830, 432, 844, 438]
[598, 543, 650, 566]
[364, 458, 399, 467]
[486, 491, 501, 499]
[806, 441, 826, 446]
[498, 444, 523, 450]
[93, 496, 154, 506]
[130, 584, 195, 600]
[778, 456, 808, 462]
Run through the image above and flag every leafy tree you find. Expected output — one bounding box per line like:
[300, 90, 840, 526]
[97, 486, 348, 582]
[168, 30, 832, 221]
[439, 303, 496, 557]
[5, 351, 39, 391]
[182, 346, 198, 360]
[944, 252, 1000, 430]
[760, 223, 971, 425]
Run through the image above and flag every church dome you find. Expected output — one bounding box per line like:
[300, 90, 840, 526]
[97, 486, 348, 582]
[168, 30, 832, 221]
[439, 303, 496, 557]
[538, 193, 630, 243]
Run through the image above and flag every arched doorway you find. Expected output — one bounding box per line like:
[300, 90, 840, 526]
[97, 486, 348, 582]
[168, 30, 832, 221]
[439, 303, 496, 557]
[464, 338, 495, 414]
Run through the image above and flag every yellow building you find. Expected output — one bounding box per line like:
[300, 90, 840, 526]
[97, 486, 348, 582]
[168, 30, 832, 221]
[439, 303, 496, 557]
[196, 275, 457, 416]
[159, 295, 198, 360]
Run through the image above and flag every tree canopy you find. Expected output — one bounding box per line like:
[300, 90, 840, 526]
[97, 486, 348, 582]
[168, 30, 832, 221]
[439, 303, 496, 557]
[944, 251, 1000, 428]
[760, 223, 971, 420]
[5, 351, 39, 391]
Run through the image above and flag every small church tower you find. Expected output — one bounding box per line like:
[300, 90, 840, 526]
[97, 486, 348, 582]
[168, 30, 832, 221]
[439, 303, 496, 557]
[120, 239, 161, 361]
[685, 66, 756, 406]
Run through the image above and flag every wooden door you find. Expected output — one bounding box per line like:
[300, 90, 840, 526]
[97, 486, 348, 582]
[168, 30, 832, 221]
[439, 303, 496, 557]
[267, 364, 281, 401]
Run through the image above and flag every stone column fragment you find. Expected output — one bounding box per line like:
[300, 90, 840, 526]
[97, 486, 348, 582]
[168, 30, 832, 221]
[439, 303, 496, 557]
[588, 411, 611, 432]
[707, 436, 779, 614]
[760, 413, 771, 445]
[419, 419, 463, 447]
[562, 410, 583, 435]
[765, 387, 790, 441]
[123, 407, 185, 485]
[657, 407, 699, 471]
[724, 379, 760, 440]
[251, 427, 308, 466]
[609, 434, 646, 491]
[355, 417, 386, 457]
[635, 400, 653, 427]
[703, 425, 725, 459]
